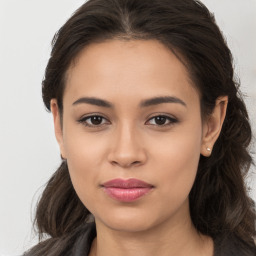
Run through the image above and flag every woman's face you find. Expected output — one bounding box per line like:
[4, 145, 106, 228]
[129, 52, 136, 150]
[52, 39, 210, 232]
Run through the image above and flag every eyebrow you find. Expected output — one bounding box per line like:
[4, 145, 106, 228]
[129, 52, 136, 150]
[72, 96, 187, 108]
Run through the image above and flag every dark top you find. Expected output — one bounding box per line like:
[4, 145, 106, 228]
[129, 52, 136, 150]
[70, 222, 256, 256]
[25, 222, 256, 256]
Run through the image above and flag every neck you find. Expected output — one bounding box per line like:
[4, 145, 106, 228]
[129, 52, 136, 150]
[89, 203, 213, 256]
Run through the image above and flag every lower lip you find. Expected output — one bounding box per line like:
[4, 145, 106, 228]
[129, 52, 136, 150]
[103, 187, 153, 202]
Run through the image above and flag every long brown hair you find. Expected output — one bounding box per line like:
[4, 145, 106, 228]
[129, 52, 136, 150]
[25, 0, 256, 254]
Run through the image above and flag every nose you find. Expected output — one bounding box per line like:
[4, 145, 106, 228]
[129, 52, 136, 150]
[107, 122, 147, 168]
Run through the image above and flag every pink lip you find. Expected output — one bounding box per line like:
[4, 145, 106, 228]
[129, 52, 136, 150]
[102, 178, 154, 202]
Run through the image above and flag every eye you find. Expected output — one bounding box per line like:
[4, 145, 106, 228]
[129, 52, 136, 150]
[78, 114, 178, 128]
[146, 115, 178, 126]
[78, 115, 109, 127]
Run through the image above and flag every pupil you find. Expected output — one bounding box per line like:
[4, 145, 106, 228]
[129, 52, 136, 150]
[155, 116, 166, 125]
[91, 116, 102, 125]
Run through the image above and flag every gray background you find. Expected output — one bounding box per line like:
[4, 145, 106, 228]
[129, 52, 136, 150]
[0, 0, 255, 255]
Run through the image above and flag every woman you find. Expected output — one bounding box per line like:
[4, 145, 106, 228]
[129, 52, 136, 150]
[24, 0, 256, 255]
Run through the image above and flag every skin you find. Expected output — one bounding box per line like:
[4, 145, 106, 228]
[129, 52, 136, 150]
[51, 39, 228, 256]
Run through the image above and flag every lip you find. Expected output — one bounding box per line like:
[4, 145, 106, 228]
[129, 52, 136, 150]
[102, 178, 154, 202]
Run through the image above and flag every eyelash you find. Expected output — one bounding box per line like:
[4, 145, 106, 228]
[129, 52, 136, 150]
[77, 114, 178, 128]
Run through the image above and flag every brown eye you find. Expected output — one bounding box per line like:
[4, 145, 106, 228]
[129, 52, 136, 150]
[155, 116, 168, 125]
[90, 116, 104, 125]
[78, 115, 109, 127]
[147, 115, 178, 126]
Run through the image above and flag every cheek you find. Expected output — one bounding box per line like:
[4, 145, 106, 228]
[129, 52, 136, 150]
[153, 122, 202, 203]
[63, 128, 107, 205]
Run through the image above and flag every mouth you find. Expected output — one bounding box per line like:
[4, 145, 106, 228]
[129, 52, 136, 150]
[101, 178, 154, 202]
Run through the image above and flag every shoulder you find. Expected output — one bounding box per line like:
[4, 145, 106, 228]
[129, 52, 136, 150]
[214, 234, 256, 256]
[71, 222, 96, 256]
[23, 222, 96, 256]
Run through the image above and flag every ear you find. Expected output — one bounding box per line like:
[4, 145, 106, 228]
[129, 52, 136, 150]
[50, 99, 66, 159]
[201, 96, 228, 157]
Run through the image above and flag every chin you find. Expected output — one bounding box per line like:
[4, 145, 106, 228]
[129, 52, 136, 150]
[95, 209, 163, 233]
[106, 219, 155, 233]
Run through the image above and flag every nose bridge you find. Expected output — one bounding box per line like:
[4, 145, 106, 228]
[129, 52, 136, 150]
[118, 120, 135, 142]
[108, 120, 146, 167]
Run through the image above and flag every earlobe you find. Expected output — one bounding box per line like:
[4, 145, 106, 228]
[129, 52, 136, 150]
[50, 99, 66, 159]
[201, 96, 228, 157]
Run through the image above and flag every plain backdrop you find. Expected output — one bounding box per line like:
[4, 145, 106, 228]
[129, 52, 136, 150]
[0, 0, 255, 255]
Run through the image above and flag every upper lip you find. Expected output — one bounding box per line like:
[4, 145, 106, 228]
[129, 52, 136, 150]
[102, 178, 154, 188]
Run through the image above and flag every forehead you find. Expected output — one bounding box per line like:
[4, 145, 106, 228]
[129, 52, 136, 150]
[64, 39, 199, 107]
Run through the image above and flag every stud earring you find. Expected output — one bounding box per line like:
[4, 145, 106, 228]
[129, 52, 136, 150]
[206, 147, 211, 152]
